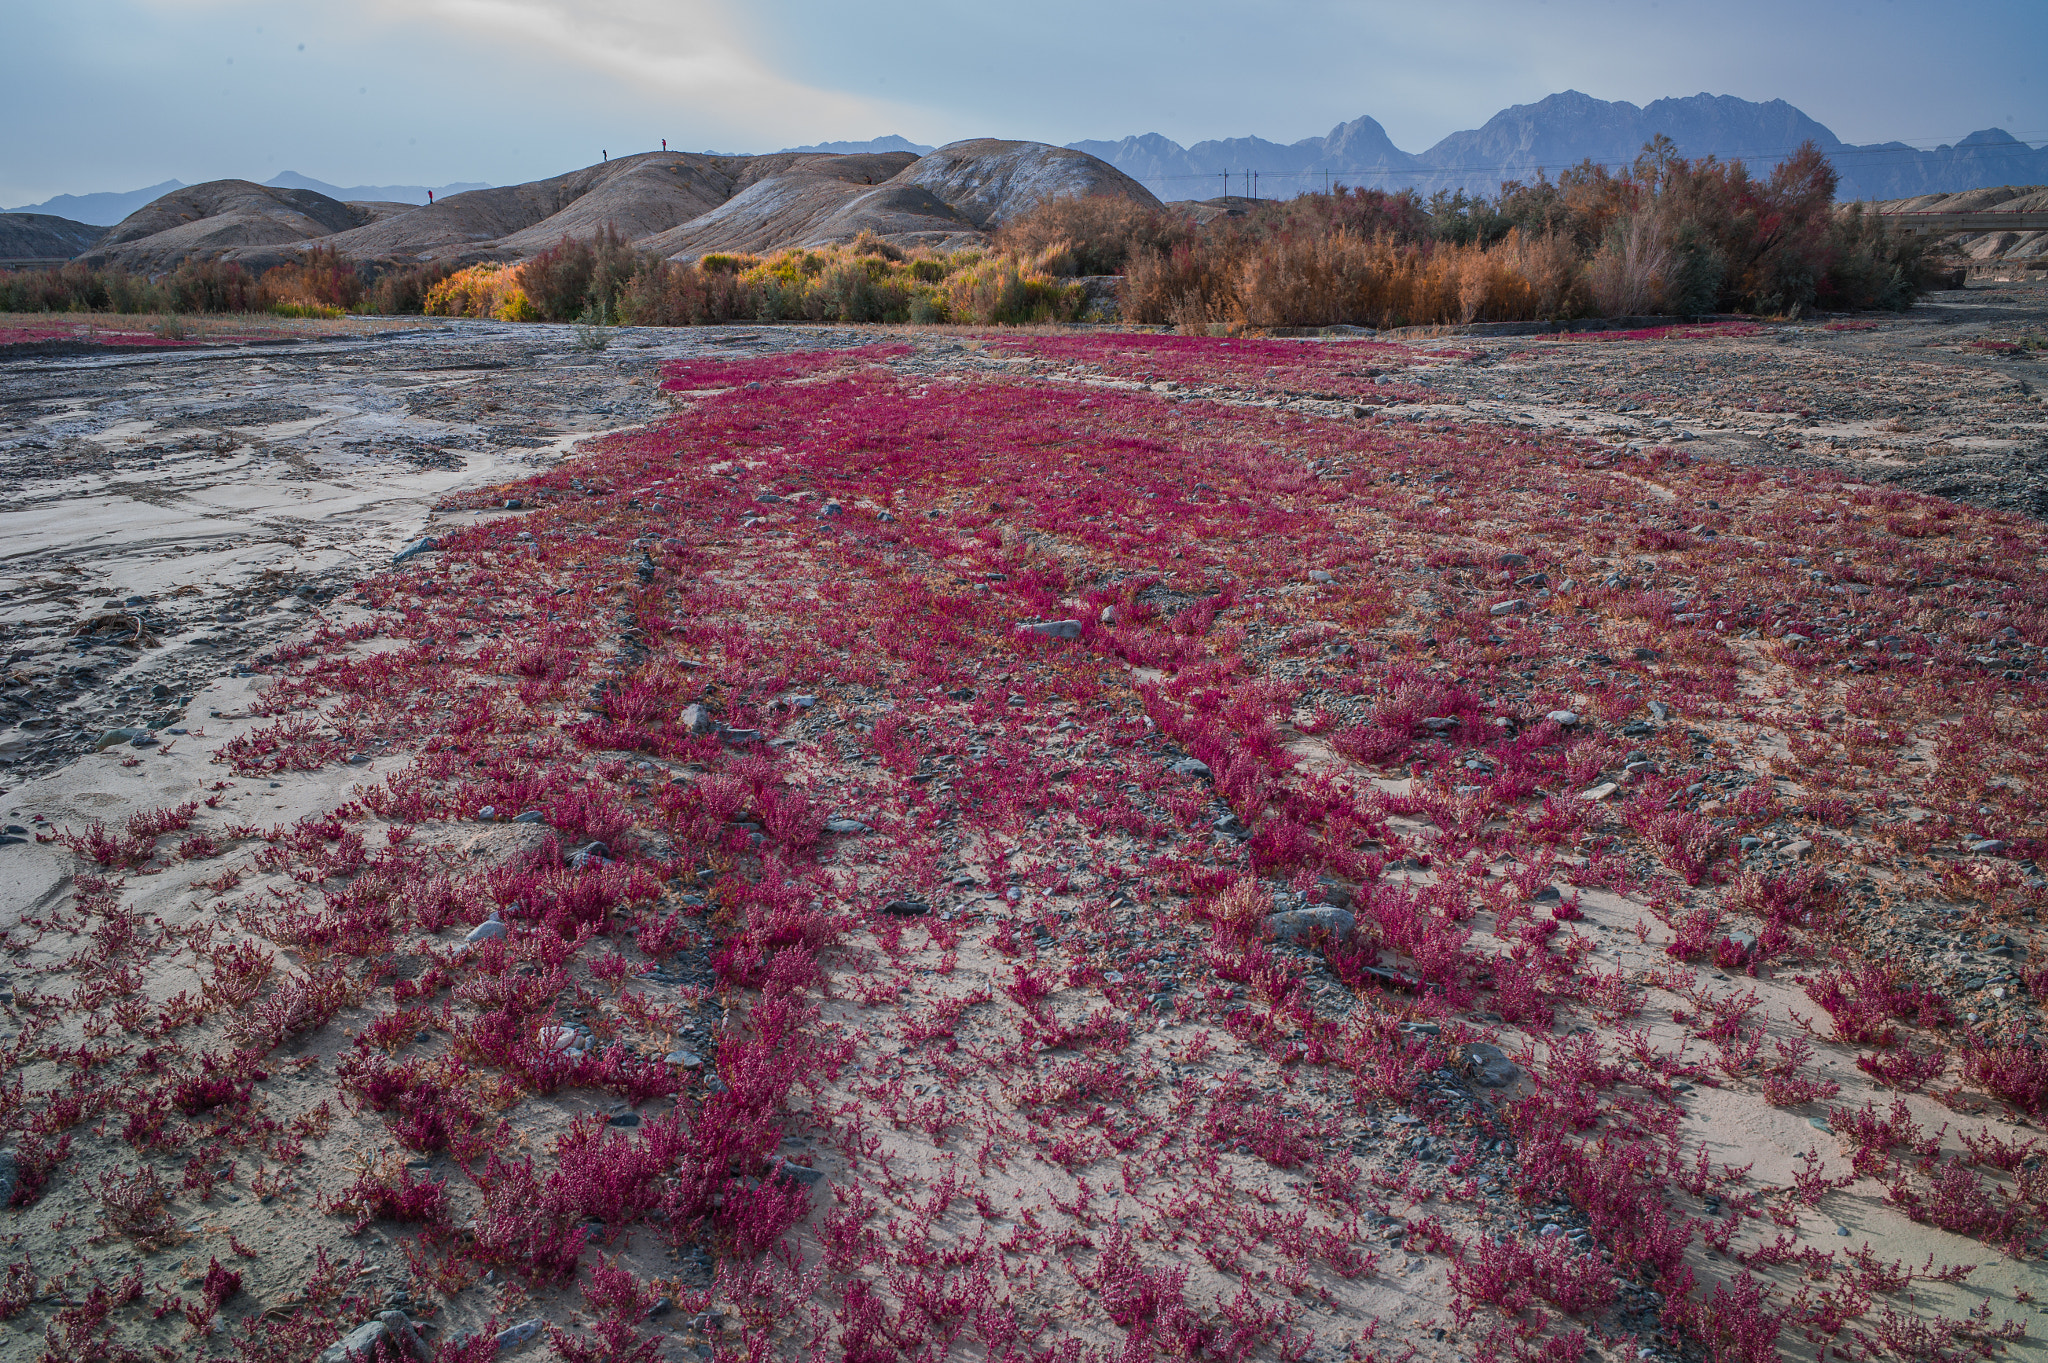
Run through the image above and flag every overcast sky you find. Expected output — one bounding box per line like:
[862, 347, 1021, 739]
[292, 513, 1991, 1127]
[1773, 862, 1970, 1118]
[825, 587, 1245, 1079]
[7, 0, 2045, 205]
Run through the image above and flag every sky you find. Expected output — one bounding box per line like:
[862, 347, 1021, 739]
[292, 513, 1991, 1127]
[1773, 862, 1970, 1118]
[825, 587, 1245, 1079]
[6, 0, 2046, 206]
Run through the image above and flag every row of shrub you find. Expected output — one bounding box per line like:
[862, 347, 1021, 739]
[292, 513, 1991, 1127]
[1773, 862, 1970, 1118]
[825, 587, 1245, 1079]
[996, 137, 1933, 327]
[0, 231, 1086, 328]
[414, 229, 1086, 327]
[0, 140, 1930, 330]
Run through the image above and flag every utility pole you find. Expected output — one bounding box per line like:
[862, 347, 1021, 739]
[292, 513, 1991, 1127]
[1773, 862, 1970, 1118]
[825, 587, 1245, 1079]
[1220, 170, 1228, 202]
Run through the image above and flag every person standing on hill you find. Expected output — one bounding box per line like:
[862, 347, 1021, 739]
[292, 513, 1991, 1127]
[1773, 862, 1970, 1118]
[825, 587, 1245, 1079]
[427, 189, 434, 205]
[662, 139, 667, 152]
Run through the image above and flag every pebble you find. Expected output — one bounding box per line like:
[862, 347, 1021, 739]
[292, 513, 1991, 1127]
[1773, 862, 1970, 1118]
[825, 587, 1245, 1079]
[1170, 758, 1212, 778]
[512, 810, 545, 823]
[1465, 1043, 1519, 1088]
[1546, 709, 1580, 726]
[1968, 839, 2008, 855]
[1017, 618, 1083, 640]
[1308, 570, 1333, 584]
[496, 1319, 545, 1350]
[679, 703, 713, 735]
[823, 817, 871, 834]
[464, 913, 507, 944]
[665, 1050, 704, 1067]
[880, 899, 930, 916]
[94, 727, 143, 751]
[391, 537, 439, 566]
[1266, 907, 1355, 943]
[476, 805, 497, 821]
[1489, 599, 1527, 615]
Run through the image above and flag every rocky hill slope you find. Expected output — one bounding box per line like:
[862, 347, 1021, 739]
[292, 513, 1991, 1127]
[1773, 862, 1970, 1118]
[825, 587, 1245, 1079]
[63, 141, 1157, 274]
[0, 212, 102, 264]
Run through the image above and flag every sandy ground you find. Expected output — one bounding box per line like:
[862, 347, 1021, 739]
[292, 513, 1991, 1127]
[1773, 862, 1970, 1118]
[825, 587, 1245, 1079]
[0, 296, 2044, 1362]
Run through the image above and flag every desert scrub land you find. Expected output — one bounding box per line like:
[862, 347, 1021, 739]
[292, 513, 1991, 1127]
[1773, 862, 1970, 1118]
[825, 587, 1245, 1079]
[0, 313, 2045, 1363]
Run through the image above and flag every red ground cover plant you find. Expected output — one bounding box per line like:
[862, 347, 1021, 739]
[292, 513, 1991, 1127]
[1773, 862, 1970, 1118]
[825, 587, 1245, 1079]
[10, 331, 2045, 1360]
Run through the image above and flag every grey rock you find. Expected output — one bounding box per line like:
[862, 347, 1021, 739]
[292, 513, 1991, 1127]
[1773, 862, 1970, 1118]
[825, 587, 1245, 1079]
[1531, 886, 1561, 904]
[679, 703, 713, 735]
[1017, 618, 1084, 641]
[665, 1050, 703, 1067]
[496, 1318, 545, 1351]
[129, 733, 158, 748]
[1545, 709, 1580, 726]
[716, 726, 761, 744]
[881, 899, 930, 916]
[1266, 907, 1355, 943]
[1513, 572, 1549, 588]
[1170, 758, 1212, 779]
[391, 537, 439, 566]
[1781, 839, 1814, 860]
[94, 727, 143, 750]
[1308, 570, 1333, 584]
[1418, 716, 1459, 732]
[464, 914, 506, 944]
[0, 1149, 16, 1206]
[1498, 552, 1531, 567]
[512, 810, 545, 824]
[1647, 700, 1671, 722]
[1723, 929, 1759, 961]
[770, 1156, 825, 1186]
[1489, 599, 1527, 615]
[818, 501, 844, 518]
[1968, 839, 2009, 855]
[1466, 1044, 1519, 1087]
[317, 1313, 427, 1363]
[823, 818, 871, 835]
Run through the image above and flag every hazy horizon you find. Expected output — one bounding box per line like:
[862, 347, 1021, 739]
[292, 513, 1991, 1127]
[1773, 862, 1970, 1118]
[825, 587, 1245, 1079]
[6, 0, 2045, 207]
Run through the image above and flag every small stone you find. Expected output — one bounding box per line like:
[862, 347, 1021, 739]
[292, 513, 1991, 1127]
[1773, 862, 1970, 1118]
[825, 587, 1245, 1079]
[1499, 553, 1531, 567]
[788, 694, 817, 709]
[1836, 1226, 1851, 1237]
[1266, 907, 1355, 943]
[880, 899, 930, 916]
[1546, 709, 1580, 726]
[1017, 618, 1083, 641]
[129, 733, 159, 747]
[679, 703, 713, 735]
[1782, 839, 1814, 860]
[496, 1319, 545, 1350]
[0, 1150, 17, 1206]
[95, 727, 142, 750]
[391, 537, 439, 566]
[770, 1157, 824, 1186]
[1099, 605, 1118, 624]
[665, 1050, 703, 1067]
[817, 501, 844, 518]
[1647, 700, 1671, 722]
[607, 1112, 641, 1127]
[1170, 758, 1211, 779]
[1489, 599, 1527, 616]
[1579, 782, 1618, 801]
[823, 818, 871, 835]
[1531, 886, 1562, 904]
[1308, 570, 1333, 584]
[1465, 1043, 1518, 1087]
[476, 805, 496, 821]
[1968, 839, 2008, 855]
[512, 810, 544, 824]
[716, 725, 761, 744]
[464, 914, 506, 944]
[1417, 716, 1458, 732]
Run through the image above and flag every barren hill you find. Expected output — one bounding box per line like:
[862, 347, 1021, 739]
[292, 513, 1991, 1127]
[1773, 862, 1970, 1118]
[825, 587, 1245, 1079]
[78, 181, 388, 272]
[1873, 184, 2047, 262]
[0, 212, 102, 264]
[66, 140, 1160, 273]
[304, 152, 740, 267]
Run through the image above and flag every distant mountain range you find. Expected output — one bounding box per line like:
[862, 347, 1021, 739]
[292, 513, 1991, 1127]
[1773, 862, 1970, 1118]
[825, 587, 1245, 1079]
[1067, 91, 2048, 203]
[7, 172, 492, 225]
[13, 93, 2046, 231]
[777, 136, 934, 157]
